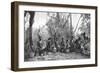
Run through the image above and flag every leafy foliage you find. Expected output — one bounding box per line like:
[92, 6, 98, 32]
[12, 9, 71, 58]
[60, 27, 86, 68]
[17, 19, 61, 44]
[24, 12, 91, 61]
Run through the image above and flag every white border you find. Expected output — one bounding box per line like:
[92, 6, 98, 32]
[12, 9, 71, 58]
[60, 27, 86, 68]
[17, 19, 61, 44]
[19, 5, 96, 68]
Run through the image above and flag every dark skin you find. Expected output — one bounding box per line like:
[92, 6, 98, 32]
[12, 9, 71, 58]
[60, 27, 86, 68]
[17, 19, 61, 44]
[60, 38, 65, 52]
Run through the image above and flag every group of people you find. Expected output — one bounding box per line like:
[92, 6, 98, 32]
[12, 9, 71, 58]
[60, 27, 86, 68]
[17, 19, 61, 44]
[32, 32, 90, 57]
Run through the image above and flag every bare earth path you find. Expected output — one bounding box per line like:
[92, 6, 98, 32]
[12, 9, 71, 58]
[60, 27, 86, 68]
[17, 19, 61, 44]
[26, 52, 90, 61]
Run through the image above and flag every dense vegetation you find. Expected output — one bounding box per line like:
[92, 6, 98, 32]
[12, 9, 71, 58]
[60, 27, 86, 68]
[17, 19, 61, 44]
[24, 11, 90, 61]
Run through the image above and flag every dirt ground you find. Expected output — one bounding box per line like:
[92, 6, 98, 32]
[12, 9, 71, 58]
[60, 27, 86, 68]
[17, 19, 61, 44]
[25, 52, 90, 61]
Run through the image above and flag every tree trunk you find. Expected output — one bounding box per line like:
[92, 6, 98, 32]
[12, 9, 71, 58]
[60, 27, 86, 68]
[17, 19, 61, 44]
[29, 12, 35, 51]
[69, 13, 73, 43]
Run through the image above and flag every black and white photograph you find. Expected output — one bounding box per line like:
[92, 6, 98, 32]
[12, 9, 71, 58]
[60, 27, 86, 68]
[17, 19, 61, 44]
[24, 11, 91, 61]
[11, 1, 97, 71]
